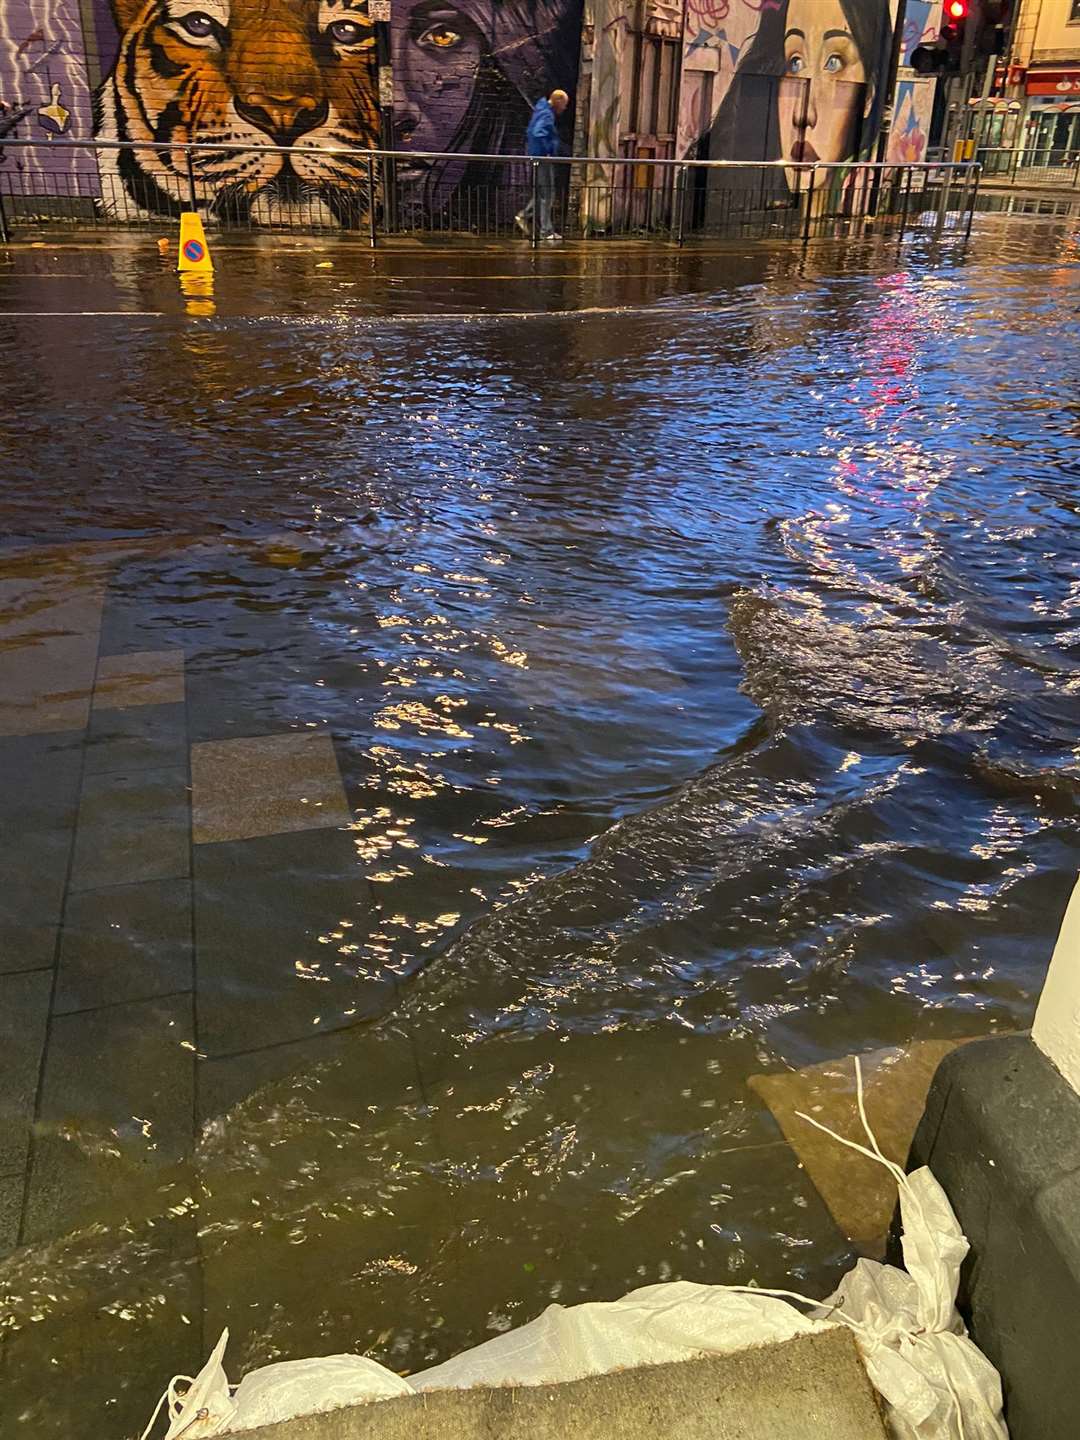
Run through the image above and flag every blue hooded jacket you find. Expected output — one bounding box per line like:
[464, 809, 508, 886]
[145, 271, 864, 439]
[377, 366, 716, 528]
[526, 98, 559, 158]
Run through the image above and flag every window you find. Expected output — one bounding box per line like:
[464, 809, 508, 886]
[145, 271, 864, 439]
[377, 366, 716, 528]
[628, 36, 680, 137]
[1071, 0, 1080, 22]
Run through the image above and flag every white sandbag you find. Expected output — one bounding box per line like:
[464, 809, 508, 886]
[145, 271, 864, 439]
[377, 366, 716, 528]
[229, 1354, 414, 1428]
[141, 1058, 1008, 1440]
[411, 1280, 827, 1392]
[140, 1331, 412, 1439]
[801, 1066, 1008, 1440]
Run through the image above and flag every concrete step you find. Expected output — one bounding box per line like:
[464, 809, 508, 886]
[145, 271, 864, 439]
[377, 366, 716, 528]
[237, 1328, 887, 1440]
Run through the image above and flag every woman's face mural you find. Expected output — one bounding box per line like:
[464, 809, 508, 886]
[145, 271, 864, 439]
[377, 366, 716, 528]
[701, 0, 889, 188]
[777, 0, 870, 166]
[390, 0, 582, 212]
[392, 0, 484, 158]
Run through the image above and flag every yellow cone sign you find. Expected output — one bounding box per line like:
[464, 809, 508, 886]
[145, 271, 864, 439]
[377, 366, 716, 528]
[177, 212, 213, 273]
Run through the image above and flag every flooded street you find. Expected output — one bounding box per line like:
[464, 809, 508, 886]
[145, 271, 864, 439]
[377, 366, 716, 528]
[1, 220, 1078, 1437]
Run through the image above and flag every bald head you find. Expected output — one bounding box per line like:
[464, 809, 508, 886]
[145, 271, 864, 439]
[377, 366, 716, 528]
[550, 89, 570, 114]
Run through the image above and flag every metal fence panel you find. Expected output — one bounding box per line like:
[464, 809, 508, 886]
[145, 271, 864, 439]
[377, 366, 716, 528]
[0, 141, 980, 246]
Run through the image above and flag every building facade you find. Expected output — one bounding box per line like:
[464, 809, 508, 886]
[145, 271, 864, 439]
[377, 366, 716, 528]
[1005, 0, 1080, 158]
[0, 0, 910, 224]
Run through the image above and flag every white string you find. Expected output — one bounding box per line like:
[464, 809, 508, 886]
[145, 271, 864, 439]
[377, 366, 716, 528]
[793, 1055, 970, 1440]
[138, 1375, 192, 1440]
[793, 1055, 909, 1191]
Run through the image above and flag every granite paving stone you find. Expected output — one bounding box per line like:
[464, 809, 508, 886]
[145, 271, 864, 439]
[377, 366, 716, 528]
[22, 992, 195, 1245]
[749, 1038, 979, 1256]
[70, 765, 190, 892]
[193, 827, 387, 1058]
[191, 731, 350, 845]
[55, 878, 193, 1014]
[94, 649, 185, 710]
[84, 702, 188, 775]
[0, 968, 52, 1174]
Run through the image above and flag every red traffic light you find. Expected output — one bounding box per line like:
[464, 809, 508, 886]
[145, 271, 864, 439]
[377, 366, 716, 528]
[945, 0, 969, 17]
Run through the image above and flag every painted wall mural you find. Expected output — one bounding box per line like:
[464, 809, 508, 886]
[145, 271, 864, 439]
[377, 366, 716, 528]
[391, 0, 583, 219]
[0, 0, 94, 190]
[679, 0, 895, 189]
[2, 0, 580, 221]
[94, 0, 382, 223]
[1, 0, 382, 220]
[1, 0, 908, 225]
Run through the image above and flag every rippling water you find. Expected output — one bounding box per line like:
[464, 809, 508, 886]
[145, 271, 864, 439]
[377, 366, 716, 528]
[1, 222, 1078, 1436]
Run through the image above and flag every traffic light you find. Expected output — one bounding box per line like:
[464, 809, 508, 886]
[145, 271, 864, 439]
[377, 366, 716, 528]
[912, 0, 968, 73]
[940, 0, 970, 54]
[911, 0, 1011, 72]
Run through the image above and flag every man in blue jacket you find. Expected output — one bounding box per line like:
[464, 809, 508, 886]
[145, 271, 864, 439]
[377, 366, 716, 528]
[516, 89, 569, 241]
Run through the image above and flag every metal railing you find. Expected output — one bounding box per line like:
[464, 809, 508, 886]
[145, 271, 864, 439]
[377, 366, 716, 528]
[0, 139, 980, 245]
[971, 146, 1080, 188]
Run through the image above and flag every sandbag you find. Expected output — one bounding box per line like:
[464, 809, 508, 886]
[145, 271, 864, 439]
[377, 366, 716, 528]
[142, 1059, 1008, 1440]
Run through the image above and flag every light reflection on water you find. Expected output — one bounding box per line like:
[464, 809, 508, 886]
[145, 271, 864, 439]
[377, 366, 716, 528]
[0, 222, 1078, 1436]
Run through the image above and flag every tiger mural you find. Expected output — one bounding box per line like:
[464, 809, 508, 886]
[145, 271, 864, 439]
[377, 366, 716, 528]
[94, 0, 380, 225]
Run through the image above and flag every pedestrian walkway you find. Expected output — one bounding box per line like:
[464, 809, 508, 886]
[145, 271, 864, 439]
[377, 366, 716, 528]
[0, 536, 395, 1255]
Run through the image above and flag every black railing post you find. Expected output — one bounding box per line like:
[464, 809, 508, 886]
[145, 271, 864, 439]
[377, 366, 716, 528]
[898, 165, 912, 243]
[185, 148, 198, 211]
[367, 154, 378, 248]
[965, 165, 980, 240]
[802, 167, 814, 245]
[675, 163, 686, 246]
[530, 160, 539, 249]
[792, 161, 802, 242]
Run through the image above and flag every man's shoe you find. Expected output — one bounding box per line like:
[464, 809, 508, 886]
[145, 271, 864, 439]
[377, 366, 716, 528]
[542, 231, 563, 242]
[514, 212, 529, 236]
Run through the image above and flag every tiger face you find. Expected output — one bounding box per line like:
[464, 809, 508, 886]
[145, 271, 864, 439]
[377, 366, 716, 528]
[95, 0, 380, 224]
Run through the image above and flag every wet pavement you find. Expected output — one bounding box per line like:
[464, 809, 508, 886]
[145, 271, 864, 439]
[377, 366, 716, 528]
[0, 219, 1078, 1437]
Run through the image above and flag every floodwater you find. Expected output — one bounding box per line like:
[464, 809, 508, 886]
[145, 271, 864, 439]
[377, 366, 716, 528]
[1, 221, 1078, 1437]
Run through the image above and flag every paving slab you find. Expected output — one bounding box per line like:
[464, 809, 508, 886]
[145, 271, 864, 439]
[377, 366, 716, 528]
[0, 1208, 204, 1440]
[0, 731, 82, 973]
[54, 878, 193, 1014]
[0, 968, 52, 1174]
[0, 560, 105, 737]
[239, 1329, 887, 1440]
[93, 648, 185, 709]
[0, 1171, 25, 1254]
[749, 1038, 977, 1256]
[22, 992, 195, 1244]
[193, 827, 387, 1057]
[84, 701, 188, 775]
[197, 1028, 359, 1125]
[191, 731, 351, 845]
[69, 764, 190, 892]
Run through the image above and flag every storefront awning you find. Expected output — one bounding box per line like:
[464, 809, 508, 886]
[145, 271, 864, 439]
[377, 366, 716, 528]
[1026, 69, 1080, 97]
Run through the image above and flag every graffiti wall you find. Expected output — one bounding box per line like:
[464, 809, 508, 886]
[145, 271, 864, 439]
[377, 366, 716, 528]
[0, 0, 96, 190]
[1, 0, 581, 221]
[2, 0, 912, 224]
[2, 0, 382, 221]
[392, 0, 583, 218]
[678, 0, 896, 186]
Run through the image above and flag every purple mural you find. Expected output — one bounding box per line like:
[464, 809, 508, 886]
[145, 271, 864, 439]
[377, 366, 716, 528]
[0, 0, 96, 190]
[391, 0, 582, 219]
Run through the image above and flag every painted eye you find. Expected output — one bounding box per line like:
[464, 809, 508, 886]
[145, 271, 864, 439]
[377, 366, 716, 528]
[824, 51, 844, 73]
[177, 10, 216, 36]
[786, 53, 804, 74]
[328, 18, 364, 43]
[418, 23, 462, 48]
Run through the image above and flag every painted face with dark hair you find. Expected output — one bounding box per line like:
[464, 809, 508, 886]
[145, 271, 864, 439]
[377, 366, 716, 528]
[777, 0, 870, 169]
[392, 0, 485, 159]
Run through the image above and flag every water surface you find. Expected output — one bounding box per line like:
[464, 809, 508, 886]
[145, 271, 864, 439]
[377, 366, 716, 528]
[0, 222, 1078, 1436]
